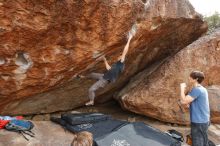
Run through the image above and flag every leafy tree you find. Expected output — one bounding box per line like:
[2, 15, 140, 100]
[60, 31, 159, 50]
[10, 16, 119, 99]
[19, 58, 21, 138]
[204, 12, 220, 33]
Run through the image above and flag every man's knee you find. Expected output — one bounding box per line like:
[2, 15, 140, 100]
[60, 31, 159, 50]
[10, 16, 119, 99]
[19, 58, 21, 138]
[89, 86, 97, 93]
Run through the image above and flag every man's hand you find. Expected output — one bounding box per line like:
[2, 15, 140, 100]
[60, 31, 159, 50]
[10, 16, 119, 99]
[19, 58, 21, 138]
[179, 82, 194, 105]
[127, 32, 133, 41]
[96, 55, 105, 61]
[127, 24, 137, 40]
[102, 56, 107, 61]
[180, 83, 186, 91]
[128, 35, 133, 41]
[102, 55, 111, 70]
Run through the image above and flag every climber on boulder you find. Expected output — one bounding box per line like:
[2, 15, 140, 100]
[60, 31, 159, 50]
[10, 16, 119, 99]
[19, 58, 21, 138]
[78, 32, 135, 106]
[88, 37, 132, 106]
[77, 25, 137, 106]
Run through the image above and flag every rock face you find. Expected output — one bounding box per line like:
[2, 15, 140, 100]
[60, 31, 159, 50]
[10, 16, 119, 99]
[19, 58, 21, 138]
[208, 86, 220, 123]
[117, 29, 220, 124]
[0, 0, 207, 115]
[0, 121, 74, 146]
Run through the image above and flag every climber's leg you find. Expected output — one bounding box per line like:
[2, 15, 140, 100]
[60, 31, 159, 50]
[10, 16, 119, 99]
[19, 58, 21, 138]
[86, 78, 108, 106]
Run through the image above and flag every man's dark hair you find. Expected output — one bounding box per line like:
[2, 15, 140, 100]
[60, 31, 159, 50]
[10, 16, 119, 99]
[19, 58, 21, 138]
[190, 71, 205, 83]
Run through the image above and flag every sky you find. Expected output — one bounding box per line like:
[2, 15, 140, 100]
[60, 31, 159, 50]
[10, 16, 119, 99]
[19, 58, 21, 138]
[188, 0, 220, 16]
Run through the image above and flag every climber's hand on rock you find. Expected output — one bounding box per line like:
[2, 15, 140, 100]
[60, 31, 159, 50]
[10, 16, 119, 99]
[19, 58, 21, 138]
[96, 55, 105, 61]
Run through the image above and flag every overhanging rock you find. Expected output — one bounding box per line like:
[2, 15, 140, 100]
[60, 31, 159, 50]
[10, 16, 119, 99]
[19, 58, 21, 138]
[0, 0, 207, 115]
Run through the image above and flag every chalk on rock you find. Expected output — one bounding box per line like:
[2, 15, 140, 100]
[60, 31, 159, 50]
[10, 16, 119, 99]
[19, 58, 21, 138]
[127, 24, 137, 39]
[0, 56, 5, 65]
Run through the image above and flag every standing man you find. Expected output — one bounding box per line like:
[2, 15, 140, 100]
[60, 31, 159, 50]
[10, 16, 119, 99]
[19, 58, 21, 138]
[82, 35, 133, 106]
[180, 71, 210, 146]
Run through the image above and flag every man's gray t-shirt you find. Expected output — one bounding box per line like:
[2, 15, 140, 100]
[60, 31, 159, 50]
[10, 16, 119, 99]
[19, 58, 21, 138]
[188, 85, 210, 123]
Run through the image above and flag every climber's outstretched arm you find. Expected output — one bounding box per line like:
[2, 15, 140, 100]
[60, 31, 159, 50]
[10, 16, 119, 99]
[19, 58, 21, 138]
[103, 56, 111, 70]
[120, 36, 132, 63]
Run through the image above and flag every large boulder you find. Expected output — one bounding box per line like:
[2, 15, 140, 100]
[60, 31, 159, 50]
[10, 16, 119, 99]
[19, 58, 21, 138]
[117, 29, 220, 124]
[0, 0, 207, 115]
[208, 86, 220, 123]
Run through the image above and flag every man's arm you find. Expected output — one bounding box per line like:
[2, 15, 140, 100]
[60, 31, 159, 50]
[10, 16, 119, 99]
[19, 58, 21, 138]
[120, 36, 132, 63]
[180, 83, 194, 105]
[103, 57, 111, 70]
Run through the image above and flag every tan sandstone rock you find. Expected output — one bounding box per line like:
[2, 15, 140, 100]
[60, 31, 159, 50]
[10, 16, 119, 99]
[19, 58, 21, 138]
[208, 86, 220, 123]
[0, 0, 207, 115]
[117, 29, 220, 125]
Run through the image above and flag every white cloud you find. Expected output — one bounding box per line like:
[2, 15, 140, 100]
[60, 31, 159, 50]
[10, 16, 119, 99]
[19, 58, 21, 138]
[188, 0, 220, 16]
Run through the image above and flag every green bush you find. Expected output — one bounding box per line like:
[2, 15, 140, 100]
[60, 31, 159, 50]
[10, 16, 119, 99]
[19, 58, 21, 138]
[204, 12, 220, 33]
